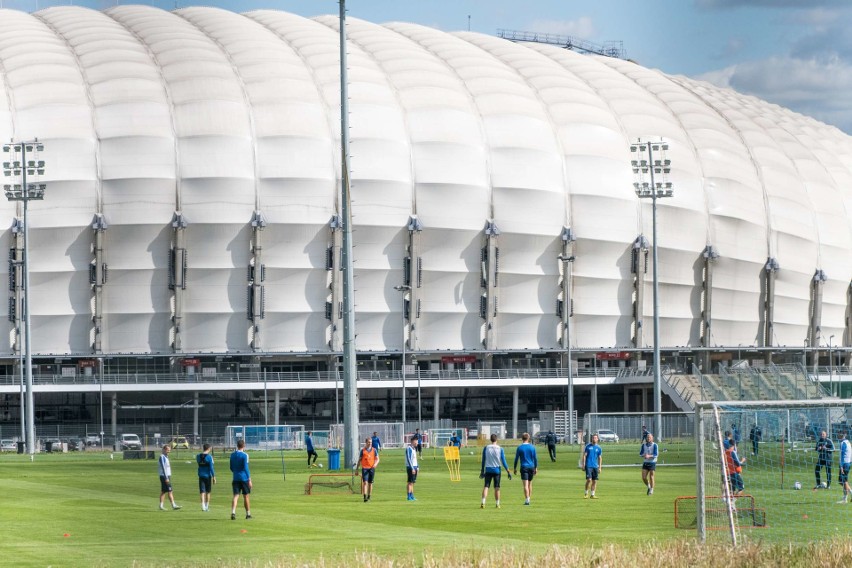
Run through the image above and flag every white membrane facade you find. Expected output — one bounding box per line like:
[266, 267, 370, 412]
[0, 6, 851, 356]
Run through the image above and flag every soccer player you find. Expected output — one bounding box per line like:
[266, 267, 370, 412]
[405, 435, 418, 501]
[305, 431, 318, 467]
[158, 445, 181, 510]
[196, 443, 216, 511]
[815, 430, 835, 490]
[723, 430, 733, 450]
[732, 423, 741, 445]
[545, 431, 557, 462]
[229, 439, 252, 520]
[749, 423, 762, 456]
[724, 441, 745, 496]
[583, 433, 602, 499]
[513, 432, 538, 506]
[480, 434, 511, 508]
[371, 431, 382, 454]
[359, 437, 380, 502]
[414, 428, 423, 457]
[837, 432, 851, 504]
[640, 433, 658, 495]
[449, 432, 462, 447]
[641, 425, 650, 443]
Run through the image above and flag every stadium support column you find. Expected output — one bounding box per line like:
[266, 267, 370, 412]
[481, 221, 500, 368]
[763, 258, 780, 365]
[328, 216, 344, 353]
[393, 284, 411, 426]
[248, 211, 267, 350]
[810, 270, 827, 373]
[193, 392, 199, 441]
[433, 389, 439, 423]
[91, 214, 108, 353]
[111, 393, 117, 449]
[274, 390, 280, 427]
[170, 213, 188, 352]
[558, 227, 576, 443]
[339, 0, 360, 469]
[407, 216, 423, 430]
[512, 387, 519, 439]
[631, 235, 649, 354]
[846, 282, 852, 367]
[700, 246, 719, 372]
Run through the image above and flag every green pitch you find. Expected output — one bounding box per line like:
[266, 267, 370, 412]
[0, 445, 694, 567]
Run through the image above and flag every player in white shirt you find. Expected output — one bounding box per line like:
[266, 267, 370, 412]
[838, 432, 851, 504]
[640, 433, 658, 496]
[158, 445, 181, 510]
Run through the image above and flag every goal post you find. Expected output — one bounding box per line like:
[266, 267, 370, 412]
[695, 399, 852, 545]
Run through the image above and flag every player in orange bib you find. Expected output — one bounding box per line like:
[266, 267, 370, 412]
[359, 437, 380, 502]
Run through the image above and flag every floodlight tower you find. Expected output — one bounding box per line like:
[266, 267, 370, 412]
[630, 139, 672, 442]
[3, 139, 46, 455]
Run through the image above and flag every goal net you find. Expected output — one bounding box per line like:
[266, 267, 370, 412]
[580, 412, 695, 467]
[225, 425, 305, 450]
[696, 399, 851, 545]
[429, 428, 465, 457]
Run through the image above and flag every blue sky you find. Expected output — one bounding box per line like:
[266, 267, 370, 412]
[4, 0, 852, 133]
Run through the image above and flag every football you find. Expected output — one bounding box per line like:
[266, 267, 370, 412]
[794, 481, 802, 490]
[318, 463, 323, 468]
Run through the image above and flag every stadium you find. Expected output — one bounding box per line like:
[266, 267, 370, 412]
[1, 5, 851, 446]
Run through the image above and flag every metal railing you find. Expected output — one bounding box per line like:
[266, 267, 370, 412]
[0, 366, 660, 387]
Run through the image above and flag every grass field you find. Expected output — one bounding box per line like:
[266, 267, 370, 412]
[6, 441, 852, 567]
[0, 442, 698, 567]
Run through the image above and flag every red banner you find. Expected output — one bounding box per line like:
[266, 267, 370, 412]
[441, 355, 476, 364]
[78, 359, 97, 368]
[181, 358, 200, 366]
[596, 351, 631, 361]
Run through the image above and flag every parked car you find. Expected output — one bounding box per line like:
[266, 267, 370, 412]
[596, 429, 620, 443]
[42, 438, 63, 452]
[66, 438, 84, 451]
[85, 434, 101, 447]
[119, 433, 142, 450]
[169, 436, 191, 449]
[0, 439, 16, 451]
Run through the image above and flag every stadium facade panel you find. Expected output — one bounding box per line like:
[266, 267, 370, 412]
[0, 6, 851, 357]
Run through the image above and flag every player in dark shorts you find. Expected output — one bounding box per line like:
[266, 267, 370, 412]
[513, 432, 538, 505]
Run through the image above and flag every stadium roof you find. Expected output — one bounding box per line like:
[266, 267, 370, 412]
[1, 6, 851, 356]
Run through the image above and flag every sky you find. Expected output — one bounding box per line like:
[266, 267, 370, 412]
[3, 0, 852, 134]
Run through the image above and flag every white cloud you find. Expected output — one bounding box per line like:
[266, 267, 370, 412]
[525, 17, 596, 39]
[697, 56, 852, 133]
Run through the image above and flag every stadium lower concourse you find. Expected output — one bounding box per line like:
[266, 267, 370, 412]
[1, 6, 851, 446]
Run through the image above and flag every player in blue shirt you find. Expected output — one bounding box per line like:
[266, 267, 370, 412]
[305, 431, 318, 467]
[480, 434, 512, 508]
[229, 439, 252, 520]
[196, 443, 216, 511]
[405, 435, 419, 501]
[414, 429, 423, 457]
[583, 433, 603, 499]
[640, 433, 658, 495]
[449, 433, 462, 447]
[839, 432, 851, 503]
[371, 431, 382, 454]
[513, 433, 538, 506]
[641, 425, 650, 443]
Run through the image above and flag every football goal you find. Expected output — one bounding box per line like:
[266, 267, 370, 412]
[695, 399, 851, 545]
